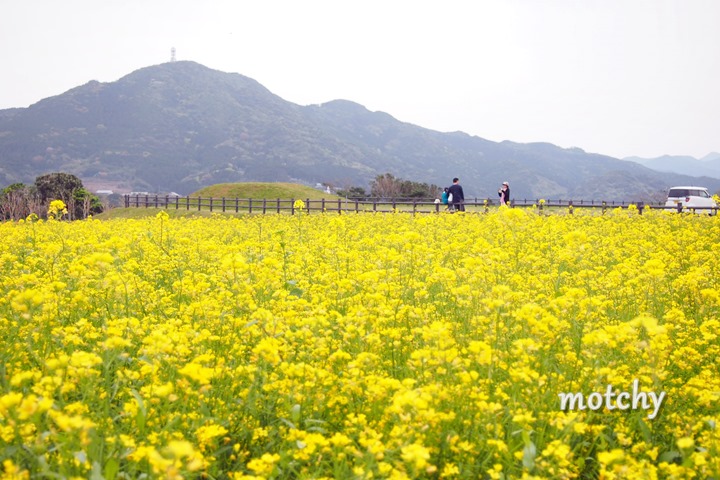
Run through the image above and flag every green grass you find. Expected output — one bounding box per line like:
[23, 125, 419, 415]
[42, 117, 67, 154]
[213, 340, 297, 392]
[98, 182, 602, 220]
[93, 204, 574, 220]
[93, 208, 243, 220]
[190, 182, 339, 200]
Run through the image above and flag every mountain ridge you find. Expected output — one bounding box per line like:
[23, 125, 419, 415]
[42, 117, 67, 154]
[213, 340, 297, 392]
[624, 154, 720, 180]
[1, 60, 717, 200]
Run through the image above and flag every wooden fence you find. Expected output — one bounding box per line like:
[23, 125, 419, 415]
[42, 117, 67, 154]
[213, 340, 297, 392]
[123, 195, 716, 215]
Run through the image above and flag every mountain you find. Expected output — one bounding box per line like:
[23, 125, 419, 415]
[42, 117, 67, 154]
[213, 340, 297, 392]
[624, 154, 720, 179]
[701, 152, 720, 162]
[1, 60, 718, 200]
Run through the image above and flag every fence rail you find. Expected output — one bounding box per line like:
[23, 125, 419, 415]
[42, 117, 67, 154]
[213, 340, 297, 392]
[123, 195, 716, 215]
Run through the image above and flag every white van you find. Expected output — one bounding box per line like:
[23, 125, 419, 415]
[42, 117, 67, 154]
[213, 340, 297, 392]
[665, 186, 717, 213]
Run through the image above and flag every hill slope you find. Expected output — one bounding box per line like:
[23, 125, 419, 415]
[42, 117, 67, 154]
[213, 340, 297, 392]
[625, 154, 720, 179]
[191, 182, 338, 199]
[1, 61, 717, 200]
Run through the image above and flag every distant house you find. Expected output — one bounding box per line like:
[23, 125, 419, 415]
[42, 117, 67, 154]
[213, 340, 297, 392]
[96, 189, 114, 195]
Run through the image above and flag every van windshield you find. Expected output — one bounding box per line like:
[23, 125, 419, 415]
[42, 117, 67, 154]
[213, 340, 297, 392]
[668, 189, 689, 197]
[668, 188, 710, 198]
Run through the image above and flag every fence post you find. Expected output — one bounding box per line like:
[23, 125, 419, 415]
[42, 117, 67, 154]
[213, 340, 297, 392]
[338, 198, 342, 215]
[677, 202, 682, 213]
[263, 198, 267, 214]
[638, 201, 644, 215]
[249, 198, 253, 214]
[355, 199, 359, 213]
[165, 195, 169, 209]
[124, 195, 129, 208]
[277, 198, 281, 214]
[222, 197, 226, 212]
[209, 197, 213, 212]
[235, 197, 239, 213]
[306, 198, 310, 215]
[154, 195, 159, 208]
[321, 198, 325, 213]
[291, 198, 295, 215]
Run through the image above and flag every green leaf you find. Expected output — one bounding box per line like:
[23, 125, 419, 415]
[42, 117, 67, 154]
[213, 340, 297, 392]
[658, 450, 682, 464]
[291, 404, 301, 423]
[130, 389, 146, 433]
[104, 458, 120, 480]
[522, 441, 536, 470]
[90, 461, 104, 480]
[521, 429, 536, 470]
[637, 417, 653, 443]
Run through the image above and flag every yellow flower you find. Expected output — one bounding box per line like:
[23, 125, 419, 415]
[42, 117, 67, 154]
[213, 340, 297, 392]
[0, 203, 718, 477]
[401, 443, 431, 470]
[178, 363, 215, 385]
[598, 448, 625, 465]
[166, 440, 195, 458]
[1, 459, 30, 480]
[441, 463, 460, 477]
[196, 424, 228, 449]
[47, 199, 68, 219]
[676, 437, 694, 450]
[247, 453, 280, 476]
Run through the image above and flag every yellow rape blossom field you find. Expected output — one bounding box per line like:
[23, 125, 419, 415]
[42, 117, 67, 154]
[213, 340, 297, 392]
[1, 208, 719, 479]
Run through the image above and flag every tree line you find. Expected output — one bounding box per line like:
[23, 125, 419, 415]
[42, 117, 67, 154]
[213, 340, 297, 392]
[335, 173, 441, 199]
[1, 173, 103, 221]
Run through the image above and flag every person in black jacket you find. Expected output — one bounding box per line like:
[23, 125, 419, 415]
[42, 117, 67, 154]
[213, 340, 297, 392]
[448, 177, 465, 212]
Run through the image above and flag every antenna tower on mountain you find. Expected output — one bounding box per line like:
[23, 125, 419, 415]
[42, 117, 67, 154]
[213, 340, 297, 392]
[170, 47, 176, 62]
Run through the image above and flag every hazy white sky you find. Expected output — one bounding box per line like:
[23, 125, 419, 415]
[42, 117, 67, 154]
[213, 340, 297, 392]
[2, 0, 718, 159]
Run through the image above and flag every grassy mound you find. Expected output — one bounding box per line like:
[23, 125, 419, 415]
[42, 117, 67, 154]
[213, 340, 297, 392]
[190, 182, 339, 200]
[94, 182, 340, 219]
